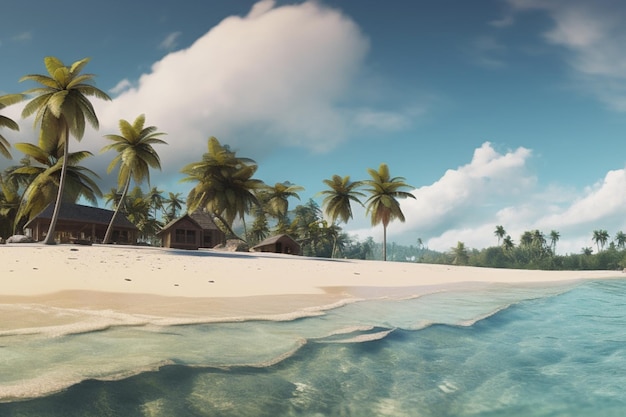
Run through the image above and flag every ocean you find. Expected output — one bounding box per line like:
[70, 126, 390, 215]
[0, 278, 625, 416]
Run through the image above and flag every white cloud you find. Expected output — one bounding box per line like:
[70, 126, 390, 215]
[348, 142, 626, 255]
[507, 0, 626, 111]
[91, 0, 370, 176]
[109, 79, 133, 95]
[348, 142, 536, 248]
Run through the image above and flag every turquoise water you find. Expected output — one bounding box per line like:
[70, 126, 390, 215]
[1, 279, 625, 416]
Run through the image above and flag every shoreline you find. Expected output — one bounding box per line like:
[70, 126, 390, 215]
[1, 243, 622, 318]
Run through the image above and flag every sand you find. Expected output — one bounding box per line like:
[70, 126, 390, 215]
[0, 243, 622, 320]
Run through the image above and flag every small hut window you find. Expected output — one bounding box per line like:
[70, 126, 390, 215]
[175, 229, 186, 243]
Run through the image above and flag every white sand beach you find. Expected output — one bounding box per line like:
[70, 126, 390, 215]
[0, 243, 620, 319]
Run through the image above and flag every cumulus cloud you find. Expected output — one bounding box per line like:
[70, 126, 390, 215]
[348, 142, 626, 255]
[506, 0, 626, 111]
[349, 142, 536, 248]
[89, 0, 371, 179]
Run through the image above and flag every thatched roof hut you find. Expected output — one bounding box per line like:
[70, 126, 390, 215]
[157, 211, 225, 250]
[24, 202, 138, 244]
[252, 234, 300, 255]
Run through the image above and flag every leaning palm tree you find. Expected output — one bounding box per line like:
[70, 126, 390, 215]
[363, 163, 416, 261]
[20, 56, 111, 244]
[100, 114, 167, 244]
[319, 174, 365, 226]
[0, 94, 24, 159]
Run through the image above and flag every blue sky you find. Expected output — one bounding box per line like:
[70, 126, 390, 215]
[2, 0, 626, 255]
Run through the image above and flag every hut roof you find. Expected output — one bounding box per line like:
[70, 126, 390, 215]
[252, 234, 298, 248]
[157, 211, 221, 235]
[25, 202, 138, 230]
[188, 210, 221, 230]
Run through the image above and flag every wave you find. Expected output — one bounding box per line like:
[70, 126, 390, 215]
[0, 279, 590, 404]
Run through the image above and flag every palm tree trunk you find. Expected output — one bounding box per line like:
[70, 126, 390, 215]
[43, 127, 70, 245]
[103, 177, 131, 244]
[213, 212, 245, 242]
[382, 224, 387, 261]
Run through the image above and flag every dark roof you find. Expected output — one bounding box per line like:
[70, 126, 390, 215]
[25, 202, 138, 230]
[157, 211, 221, 235]
[252, 234, 299, 248]
[188, 210, 221, 230]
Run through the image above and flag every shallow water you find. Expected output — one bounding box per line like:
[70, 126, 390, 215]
[1, 278, 625, 416]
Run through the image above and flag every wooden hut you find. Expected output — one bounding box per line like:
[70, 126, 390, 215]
[157, 211, 225, 250]
[252, 234, 301, 255]
[24, 202, 138, 244]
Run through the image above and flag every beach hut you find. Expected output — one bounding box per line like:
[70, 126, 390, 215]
[157, 211, 226, 250]
[24, 202, 138, 244]
[252, 234, 301, 255]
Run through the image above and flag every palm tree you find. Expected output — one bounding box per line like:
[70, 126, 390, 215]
[0, 173, 22, 237]
[146, 186, 165, 220]
[104, 187, 124, 211]
[494, 225, 506, 246]
[549, 230, 560, 253]
[164, 192, 185, 222]
[20, 56, 110, 244]
[520, 231, 533, 249]
[502, 235, 514, 252]
[614, 231, 626, 249]
[13, 142, 102, 228]
[451, 241, 469, 265]
[319, 174, 365, 226]
[0, 94, 24, 159]
[100, 114, 166, 244]
[363, 163, 416, 261]
[592, 229, 609, 252]
[181, 137, 264, 240]
[261, 181, 304, 224]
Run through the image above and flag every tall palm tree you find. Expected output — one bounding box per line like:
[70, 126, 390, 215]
[0, 94, 24, 159]
[614, 231, 626, 249]
[319, 174, 365, 226]
[549, 230, 560, 253]
[13, 142, 102, 228]
[363, 163, 416, 261]
[494, 225, 506, 246]
[181, 137, 264, 240]
[592, 229, 609, 252]
[146, 186, 165, 220]
[100, 114, 166, 244]
[20, 56, 110, 244]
